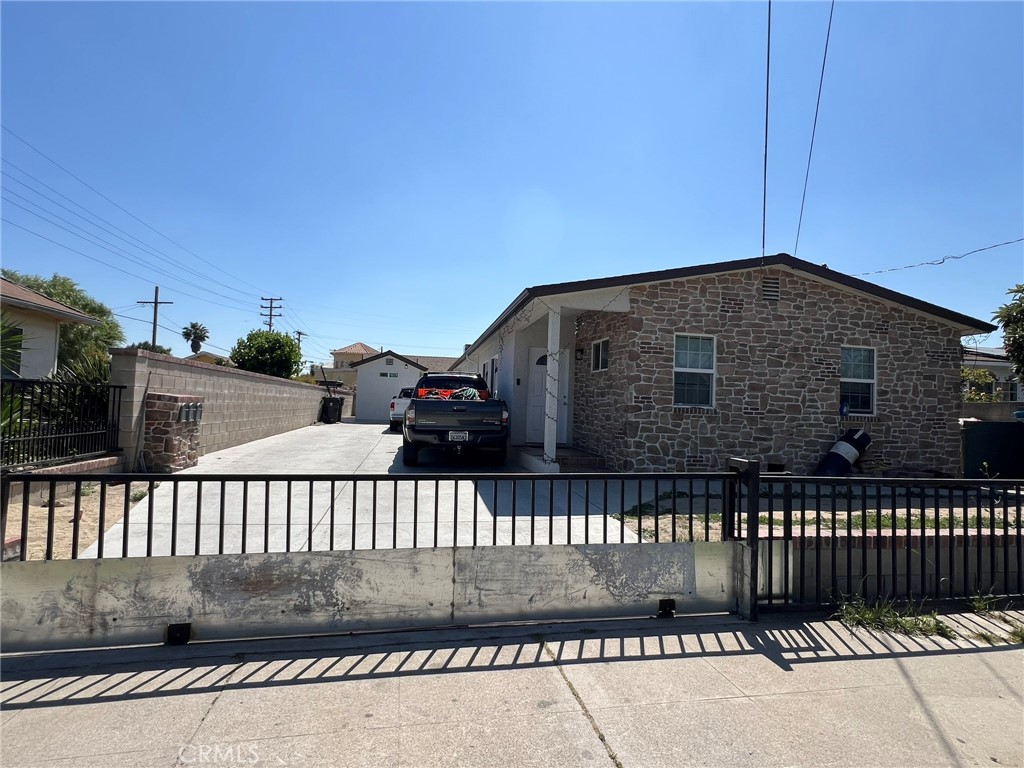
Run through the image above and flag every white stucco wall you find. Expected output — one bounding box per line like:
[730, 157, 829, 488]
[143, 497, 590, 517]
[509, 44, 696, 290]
[354, 356, 424, 421]
[4, 309, 61, 378]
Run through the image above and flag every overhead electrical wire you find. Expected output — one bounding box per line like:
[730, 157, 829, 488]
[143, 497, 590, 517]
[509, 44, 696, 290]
[3, 169, 171, 263]
[2, 165, 258, 300]
[3, 129, 485, 355]
[855, 238, 1024, 276]
[2, 198, 256, 310]
[114, 312, 234, 354]
[794, 0, 836, 259]
[761, 0, 772, 262]
[2, 125, 271, 295]
[2, 218, 258, 313]
[3, 192, 227, 294]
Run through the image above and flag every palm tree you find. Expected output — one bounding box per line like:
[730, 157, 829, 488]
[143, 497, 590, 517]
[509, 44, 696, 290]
[182, 322, 210, 354]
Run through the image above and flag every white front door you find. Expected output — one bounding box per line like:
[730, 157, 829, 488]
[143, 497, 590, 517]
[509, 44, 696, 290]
[526, 346, 568, 444]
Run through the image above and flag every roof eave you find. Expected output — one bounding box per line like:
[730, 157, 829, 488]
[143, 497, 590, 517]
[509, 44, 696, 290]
[457, 254, 996, 364]
[2, 297, 102, 326]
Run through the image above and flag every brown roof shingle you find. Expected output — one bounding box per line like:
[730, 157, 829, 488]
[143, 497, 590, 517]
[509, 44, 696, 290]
[0, 278, 101, 326]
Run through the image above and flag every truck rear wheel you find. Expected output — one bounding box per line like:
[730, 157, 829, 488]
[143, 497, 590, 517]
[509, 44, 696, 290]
[402, 442, 419, 466]
[489, 444, 508, 466]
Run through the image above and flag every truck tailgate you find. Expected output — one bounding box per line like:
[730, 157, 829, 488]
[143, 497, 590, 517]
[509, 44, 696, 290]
[413, 400, 504, 430]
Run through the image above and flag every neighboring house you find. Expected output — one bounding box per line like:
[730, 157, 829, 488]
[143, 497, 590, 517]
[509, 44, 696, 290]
[186, 351, 234, 366]
[962, 347, 1020, 402]
[0, 277, 100, 378]
[452, 253, 996, 475]
[350, 350, 460, 422]
[962, 346, 1022, 423]
[315, 342, 380, 389]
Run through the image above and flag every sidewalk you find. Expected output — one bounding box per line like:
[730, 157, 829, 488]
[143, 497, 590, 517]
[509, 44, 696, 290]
[2, 610, 1022, 767]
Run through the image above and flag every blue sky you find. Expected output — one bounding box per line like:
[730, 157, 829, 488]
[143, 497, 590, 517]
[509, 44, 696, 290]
[2, 1, 1021, 365]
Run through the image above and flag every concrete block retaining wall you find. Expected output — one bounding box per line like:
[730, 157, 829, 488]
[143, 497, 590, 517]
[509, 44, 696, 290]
[0, 543, 737, 652]
[111, 349, 324, 467]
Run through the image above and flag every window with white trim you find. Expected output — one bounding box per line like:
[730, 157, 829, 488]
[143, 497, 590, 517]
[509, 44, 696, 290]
[379, 371, 399, 378]
[591, 339, 609, 372]
[840, 346, 876, 415]
[673, 334, 715, 407]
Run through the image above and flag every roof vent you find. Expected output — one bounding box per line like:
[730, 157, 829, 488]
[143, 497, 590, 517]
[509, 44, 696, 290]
[762, 276, 781, 302]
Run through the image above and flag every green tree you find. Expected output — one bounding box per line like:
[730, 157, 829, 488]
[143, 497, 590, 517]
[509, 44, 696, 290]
[961, 366, 1000, 402]
[181, 322, 210, 354]
[230, 329, 302, 378]
[1, 310, 26, 377]
[0, 270, 124, 373]
[128, 340, 173, 355]
[994, 284, 1024, 380]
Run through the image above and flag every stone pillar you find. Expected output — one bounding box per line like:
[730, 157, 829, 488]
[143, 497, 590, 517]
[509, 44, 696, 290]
[142, 393, 204, 473]
[110, 348, 150, 472]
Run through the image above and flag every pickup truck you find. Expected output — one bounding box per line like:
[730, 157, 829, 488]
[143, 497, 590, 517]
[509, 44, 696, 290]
[388, 387, 414, 432]
[401, 372, 509, 466]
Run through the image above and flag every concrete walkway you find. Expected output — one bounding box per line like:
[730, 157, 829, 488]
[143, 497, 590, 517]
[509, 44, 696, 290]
[81, 423, 644, 557]
[2, 610, 1021, 767]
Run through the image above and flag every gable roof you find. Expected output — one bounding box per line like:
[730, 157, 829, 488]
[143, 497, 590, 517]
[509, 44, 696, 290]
[186, 351, 233, 365]
[332, 342, 379, 355]
[349, 350, 428, 370]
[409, 355, 461, 372]
[962, 347, 1009, 363]
[460, 253, 997, 360]
[0, 277, 101, 326]
[348, 350, 462, 372]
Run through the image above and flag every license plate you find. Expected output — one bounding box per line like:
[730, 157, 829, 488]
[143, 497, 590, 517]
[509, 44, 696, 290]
[449, 431, 469, 442]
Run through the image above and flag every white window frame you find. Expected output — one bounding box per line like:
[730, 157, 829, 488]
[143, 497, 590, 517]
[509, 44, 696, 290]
[673, 333, 716, 408]
[591, 339, 609, 372]
[379, 371, 399, 378]
[840, 346, 876, 416]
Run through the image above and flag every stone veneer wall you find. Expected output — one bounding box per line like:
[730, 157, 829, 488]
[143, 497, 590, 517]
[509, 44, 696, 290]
[572, 267, 965, 475]
[111, 349, 325, 468]
[141, 393, 202, 473]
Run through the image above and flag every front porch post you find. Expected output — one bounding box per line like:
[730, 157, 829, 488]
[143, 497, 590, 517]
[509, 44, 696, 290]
[544, 306, 561, 467]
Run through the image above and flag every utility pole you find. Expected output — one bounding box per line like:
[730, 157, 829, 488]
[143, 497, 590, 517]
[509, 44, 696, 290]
[294, 330, 307, 353]
[261, 297, 282, 331]
[137, 286, 173, 347]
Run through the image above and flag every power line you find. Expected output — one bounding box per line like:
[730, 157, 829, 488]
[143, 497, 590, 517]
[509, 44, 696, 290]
[2, 193, 252, 308]
[2, 165, 259, 301]
[1, 217, 258, 313]
[3, 172, 169, 263]
[114, 312, 234, 355]
[855, 237, 1024, 276]
[2, 125, 271, 295]
[761, 0, 772, 262]
[794, 0, 836, 259]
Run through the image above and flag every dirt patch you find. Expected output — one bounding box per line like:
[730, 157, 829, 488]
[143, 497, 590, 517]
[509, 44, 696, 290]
[619, 514, 726, 543]
[9, 482, 145, 561]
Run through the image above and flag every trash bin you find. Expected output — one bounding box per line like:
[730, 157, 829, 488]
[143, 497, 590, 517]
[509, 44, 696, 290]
[320, 397, 343, 424]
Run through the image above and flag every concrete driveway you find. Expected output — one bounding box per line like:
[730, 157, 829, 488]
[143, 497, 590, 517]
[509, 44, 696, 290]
[82, 423, 640, 557]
